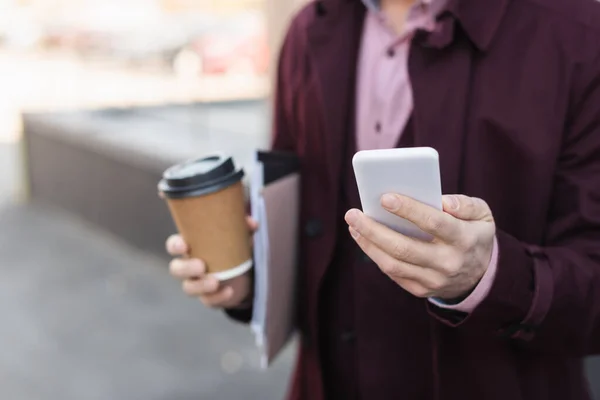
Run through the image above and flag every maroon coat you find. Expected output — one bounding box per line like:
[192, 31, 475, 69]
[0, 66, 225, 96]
[247, 0, 600, 398]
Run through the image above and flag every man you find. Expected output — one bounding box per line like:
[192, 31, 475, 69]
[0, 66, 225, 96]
[166, 0, 600, 398]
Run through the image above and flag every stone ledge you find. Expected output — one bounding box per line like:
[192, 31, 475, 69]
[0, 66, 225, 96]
[22, 101, 269, 258]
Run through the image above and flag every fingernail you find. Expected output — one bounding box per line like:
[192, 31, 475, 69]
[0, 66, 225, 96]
[172, 237, 186, 252]
[176, 242, 187, 253]
[381, 194, 399, 210]
[349, 227, 360, 239]
[443, 195, 459, 210]
[345, 209, 360, 225]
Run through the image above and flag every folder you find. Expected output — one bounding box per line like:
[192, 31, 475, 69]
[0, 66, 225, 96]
[250, 150, 300, 367]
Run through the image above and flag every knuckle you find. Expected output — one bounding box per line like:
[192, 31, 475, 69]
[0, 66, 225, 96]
[182, 280, 198, 296]
[441, 259, 461, 277]
[427, 276, 447, 292]
[461, 195, 474, 206]
[458, 231, 477, 250]
[392, 241, 410, 260]
[412, 286, 431, 298]
[360, 221, 373, 238]
[424, 214, 444, 232]
[465, 234, 478, 250]
[400, 201, 416, 216]
[353, 231, 364, 246]
[169, 259, 182, 276]
[202, 279, 219, 294]
[379, 260, 398, 276]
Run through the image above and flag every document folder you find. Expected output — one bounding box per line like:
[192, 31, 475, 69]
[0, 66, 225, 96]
[250, 150, 300, 367]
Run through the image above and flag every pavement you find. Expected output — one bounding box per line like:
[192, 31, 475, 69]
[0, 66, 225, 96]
[0, 142, 295, 400]
[0, 203, 295, 400]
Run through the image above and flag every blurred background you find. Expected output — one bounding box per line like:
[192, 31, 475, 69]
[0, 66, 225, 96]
[0, 0, 598, 399]
[0, 0, 305, 399]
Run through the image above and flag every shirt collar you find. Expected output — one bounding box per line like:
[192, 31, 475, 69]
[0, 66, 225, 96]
[322, 0, 511, 52]
[361, 0, 380, 12]
[361, 0, 438, 12]
[361, 0, 448, 23]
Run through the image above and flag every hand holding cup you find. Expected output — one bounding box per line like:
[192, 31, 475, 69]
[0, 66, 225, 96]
[166, 216, 258, 308]
[159, 154, 256, 308]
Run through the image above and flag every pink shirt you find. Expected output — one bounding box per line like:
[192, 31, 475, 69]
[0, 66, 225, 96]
[356, 0, 498, 312]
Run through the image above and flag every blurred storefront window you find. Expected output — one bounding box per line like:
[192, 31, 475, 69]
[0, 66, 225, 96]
[0, 0, 271, 108]
[0, 0, 287, 143]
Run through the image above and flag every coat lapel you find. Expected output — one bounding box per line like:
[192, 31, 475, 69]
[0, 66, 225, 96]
[409, 17, 474, 195]
[408, 0, 511, 195]
[304, 1, 366, 296]
[306, 1, 366, 187]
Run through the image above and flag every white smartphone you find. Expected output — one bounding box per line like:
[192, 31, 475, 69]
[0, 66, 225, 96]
[352, 147, 442, 241]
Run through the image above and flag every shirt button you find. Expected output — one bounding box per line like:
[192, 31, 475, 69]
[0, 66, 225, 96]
[302, 331, 312, 349]
[387, 48, 395, 57]
[304, 218, 323, 238]
[375, 121, 382, 133]
[340, 330, 356, 343]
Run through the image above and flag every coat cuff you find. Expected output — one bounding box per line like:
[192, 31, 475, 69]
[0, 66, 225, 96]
[428, 235, 499, 312]
[224, 305, 253, 324]
[427, 229, 553, 340]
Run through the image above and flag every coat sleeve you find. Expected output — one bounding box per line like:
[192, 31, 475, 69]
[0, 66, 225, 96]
[428, 52, 600, 357]
[225, 17, 301, 325]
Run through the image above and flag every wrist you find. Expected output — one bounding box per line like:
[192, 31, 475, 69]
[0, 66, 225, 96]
[231, 293, 253, 310]
[435, 283, 478, 305]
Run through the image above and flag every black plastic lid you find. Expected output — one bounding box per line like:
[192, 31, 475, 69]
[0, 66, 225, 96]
[158, 154, 244, 199]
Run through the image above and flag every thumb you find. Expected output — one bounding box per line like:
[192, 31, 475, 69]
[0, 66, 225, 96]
[442, 195, 493, 222]
[246, 216, 259, 233]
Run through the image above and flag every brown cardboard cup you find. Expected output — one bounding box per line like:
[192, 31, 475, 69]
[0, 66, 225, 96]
[159, 155, 252, 281]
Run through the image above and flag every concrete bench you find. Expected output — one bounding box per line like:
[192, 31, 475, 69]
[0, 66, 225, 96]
[22, 101, 270, 259]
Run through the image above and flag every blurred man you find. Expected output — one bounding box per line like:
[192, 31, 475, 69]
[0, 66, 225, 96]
[166, 0, 600, 398]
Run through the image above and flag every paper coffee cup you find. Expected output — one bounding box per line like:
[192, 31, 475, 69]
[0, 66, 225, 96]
[158, 154, 252, 281]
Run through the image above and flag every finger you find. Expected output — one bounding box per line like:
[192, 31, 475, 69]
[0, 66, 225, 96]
[199, 286, 235, 308]
[381, 194, 460, 243]
[170, 258, 206, 280]
[182, 276, 220, 297]
[442, 195, 494, 222]
[246, 216, 259, 233]
[350, 226, 432, 283]
[345, 210, 435, 266]
[352, 227, 440, 298]
[166, 234, 188, 256]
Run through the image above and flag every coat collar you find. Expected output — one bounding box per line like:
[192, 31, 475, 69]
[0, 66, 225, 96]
[306, 1, 366, 185]
[304, 0, 508, 197]
[444, 0, 511, 51]
[314, 0, 511, 51]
